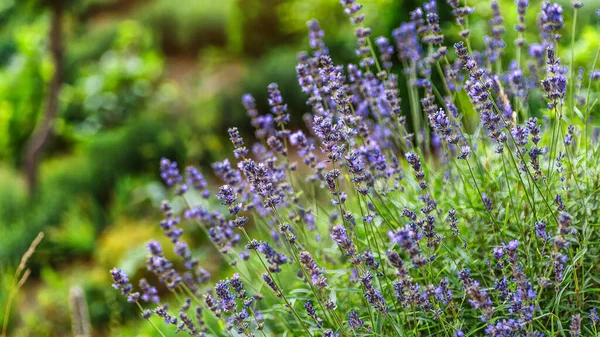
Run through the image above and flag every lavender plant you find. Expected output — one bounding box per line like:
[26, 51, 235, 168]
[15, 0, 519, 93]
[111, 1, 600, 336]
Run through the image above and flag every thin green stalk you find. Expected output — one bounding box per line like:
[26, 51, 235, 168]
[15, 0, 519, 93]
[135, 302, 168, 337]
[241, 228, 314, 337]
[570, 7, 578, 119]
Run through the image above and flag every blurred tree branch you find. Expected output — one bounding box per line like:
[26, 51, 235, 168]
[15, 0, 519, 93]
[23, 1, 64, 196]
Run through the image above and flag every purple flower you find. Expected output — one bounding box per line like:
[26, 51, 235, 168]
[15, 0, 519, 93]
[258, 242, 288, 273]
[267, 135, 287, 156]
[178, 311, 200, 335]
[375, 36, 394, 71]
[484, 0, 506, 64]
[590, 308, 599, 326]
[110, 268, 132, 295]
[304, 300, 323, 327]
[485, 319, 522, 336]
[421, 0, 444, 46]
[388, 224, 428, 267]
[319, 55, 354, 124]
[458, 269, 494, 321]
[267, 83, 290, 129]
[455, 42, 480, 77]
[313, 115, 346, 163]
[539, 1, 564, 43]
[493, 246, 505, 261]
[542, 45, 567, 108]
[341, 1, 376, 68]
[447, 0, 474, 38]
[241, 159, 283, 208]
[299, 251, 327, 289]
[126, 292, 140, 305]
[290, 130, 317, 168]
[435, 278, 453, 305]
[196, 267, 210, 284]
[296, 59, 314, 96]
[155, 304, 178, 325]
[514, 0, 528, 45]
[447, 208, 459, 235]
[330, 224, 359, 263]
[482, 193, 493, 211]
[564, 125, 575, 145]
[229, 127, 249, 159]
[212, 159, 243, 188]
[428, 108, 454, 142]
[204, 293, 221, 318]
[360, 271, 388, 314]
[363, 249, 380, 272]
[511, 124, 529, 147]
[146, 240, 163, 256]
[158, 215, 183, 244]
[215, 280, 236, 313]
[174, 241, 199, 269]
[405, 152, 427, 190]
[262, 273, 280, 297]
[458, 145, 471, 160]
[229, 273, 247, 301]
[307, 19, 328, 56]
[527, 118, 541, 144]
[570, 314, 581, 337]
[160, 158, 184, 187]
[244, 93, 274, 139]
[558, 210, 573, 237]
[535, 221, 551, 242]
[324, 330, 339, 337]
[392, 22, 421, 63]
[139, 278, 160, 303]
[242, 93, 257, 117]
[186, 166, 210, 198]
[216, 184, 237, 206]
[551, 252, 568, 283]
[347, 310, 364, 330]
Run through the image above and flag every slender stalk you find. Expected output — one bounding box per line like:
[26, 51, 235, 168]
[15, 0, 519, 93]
[135, 302, 168, 337]
[2, 233, 44, 337]
[241, 228, 314, 337]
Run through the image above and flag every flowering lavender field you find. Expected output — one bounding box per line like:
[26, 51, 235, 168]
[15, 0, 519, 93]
[110, 0, 600, 336]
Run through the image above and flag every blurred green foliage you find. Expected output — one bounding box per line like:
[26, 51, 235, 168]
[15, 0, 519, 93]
[61, 20, 164, 130]
[0, 17, 50, 163]
[135, 0, 236, 53]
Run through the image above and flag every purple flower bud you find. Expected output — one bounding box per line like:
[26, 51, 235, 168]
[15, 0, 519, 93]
[330, 224, 359, 264]
[307, 19, 328, 56]
[304, 300, 323, 327]
[590, 308, 600, 326]
[262, 273, 280, 297]
[160, 158, 183, 186]
[570, 314, 582, 337]
[299, 251, 328, 289]
[539, 2, 564, 44]
[267, 83, 290, 128]
[360, 271, 388, 313]
[347, 310, 364, 330]
[110, 268, 132, 296]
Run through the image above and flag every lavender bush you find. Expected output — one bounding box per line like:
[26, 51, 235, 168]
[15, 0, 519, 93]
[111, 0, 600, 336]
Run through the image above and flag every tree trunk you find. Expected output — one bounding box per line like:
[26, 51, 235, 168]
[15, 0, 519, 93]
[24, 4, 63, 196]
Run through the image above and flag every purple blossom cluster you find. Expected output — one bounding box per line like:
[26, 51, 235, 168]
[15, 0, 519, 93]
[110, 1, 600, 336]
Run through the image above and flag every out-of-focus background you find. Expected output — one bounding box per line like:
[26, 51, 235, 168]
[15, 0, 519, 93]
[0, 0, 598, 336]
